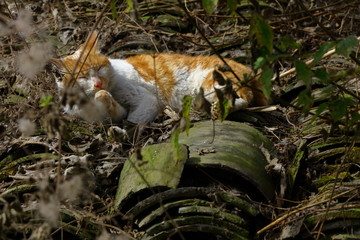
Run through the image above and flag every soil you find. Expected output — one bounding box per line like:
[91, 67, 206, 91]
[0, 1, 359, 239]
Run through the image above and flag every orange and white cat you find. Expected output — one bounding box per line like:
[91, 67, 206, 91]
[51, 32, 268, 125]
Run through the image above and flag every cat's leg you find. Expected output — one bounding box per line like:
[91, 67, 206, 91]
[124, 101, 158, 142]
[126, 96, 161, 125]
[94, 90, 127, 122]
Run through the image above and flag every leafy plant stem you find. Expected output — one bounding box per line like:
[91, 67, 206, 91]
[272, 36, 360, 81]
[295, 0, 360, 66]
[332, 80, 360, 102]
[176, 0, 242, 84]
[273, 49, 336, 81]
[178, 0, 271, 99]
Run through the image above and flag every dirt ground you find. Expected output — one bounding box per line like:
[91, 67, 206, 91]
[1, 0, 360, 239]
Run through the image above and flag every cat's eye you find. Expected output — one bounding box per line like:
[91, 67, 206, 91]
[71, 72, 88, 80]
[98, 66, 109, 76]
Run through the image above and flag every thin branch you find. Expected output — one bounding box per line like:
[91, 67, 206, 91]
[256, 186, 360, 236]
[176, 0, 244, 84]
[273, 36, 360, 81]
[294, 0, 338, 41]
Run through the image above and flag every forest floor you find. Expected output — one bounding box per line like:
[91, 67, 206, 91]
[1, 0, 360, 239]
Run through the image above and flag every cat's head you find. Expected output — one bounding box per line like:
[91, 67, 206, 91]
[51, 31, 112, 96]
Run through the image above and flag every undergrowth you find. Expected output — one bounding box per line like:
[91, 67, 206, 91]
[0, 0, 359, 239]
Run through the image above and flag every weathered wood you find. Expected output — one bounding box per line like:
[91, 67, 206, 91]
[179, 120, 275, 200]
[114, 142, 188, 210]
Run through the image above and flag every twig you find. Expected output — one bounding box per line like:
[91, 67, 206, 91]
[272, 48, 335, 81]
[273, 36, 360, 81]
[256, 186, 359, 236]
[295, 0, 338, 41]
[176, 0, 243, 84]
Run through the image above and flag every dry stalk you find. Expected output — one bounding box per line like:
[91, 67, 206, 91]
[256, 186, 359, 236]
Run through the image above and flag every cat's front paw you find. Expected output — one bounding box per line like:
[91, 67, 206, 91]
[95, 90, 127, 122]
[95, 90, 113, 104]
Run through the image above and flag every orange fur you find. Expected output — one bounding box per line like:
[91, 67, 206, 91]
[126, 53, 266, 105]
[126, 55, 176, 100]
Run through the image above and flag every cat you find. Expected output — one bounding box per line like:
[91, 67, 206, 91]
[51, 31, 268, 125]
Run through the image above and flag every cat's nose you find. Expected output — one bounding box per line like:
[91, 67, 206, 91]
[94, 80, 102, 89]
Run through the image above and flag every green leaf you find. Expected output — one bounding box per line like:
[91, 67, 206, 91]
[40, 95, 53, 107]
[125, 0, 132, 13]
[249, 13, 273, 52]
[278, 36, 301, 52]
[202, 0, 219, 14]
[315, 103, 328, 115]
[227, 0, 237, 14]
[295, 61, 313, 87]
[336, 36, 358, 57]
[314, 68, 329, 83]
[253, 56, 266, 70]
[297, 89, 314, 112]
[171, 128, 180, 159]
[181, 95, 192, 118]
[259, 67, 273, 98]
[181, 95, 193, 134]
[216, 98, 231, 121]
[110, 0, 119, 21]
[329, 98, 355, 121]
[312, 41, 335, 67]
[350, 111, 360, 124]
[333, 69, 347, 81]
[311, 102, 328, 122]
[321, 84, 335, 93]
[214, 86, 233, 121]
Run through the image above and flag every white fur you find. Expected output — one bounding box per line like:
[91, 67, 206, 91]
[168, 66, 213, 112]
[234, 98, 249, 110]
[107, 59, 162, 124]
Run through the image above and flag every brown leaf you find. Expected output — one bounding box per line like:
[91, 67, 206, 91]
[213, 69, 226, 85]
[193, 88, 212, 116]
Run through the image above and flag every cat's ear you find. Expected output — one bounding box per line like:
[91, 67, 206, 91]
[78, 31, 100, 53]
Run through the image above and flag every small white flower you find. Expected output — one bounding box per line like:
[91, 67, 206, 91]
[39, 194, 60, 227]
[58, 175, 83, 201]
[0, 23, 11, 36]
[18, 118, 36, 136]
[97, 230, 131, 240]
[11, 9, 33, 37]
[16, 42, 52, 79]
